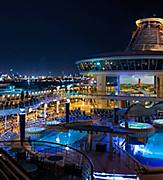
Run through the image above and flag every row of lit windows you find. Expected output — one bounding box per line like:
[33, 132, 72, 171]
[77, 59, 163, 71]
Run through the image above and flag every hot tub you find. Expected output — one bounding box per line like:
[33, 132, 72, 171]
[153, 119, 163, 129]
[120, 122, 155, 137]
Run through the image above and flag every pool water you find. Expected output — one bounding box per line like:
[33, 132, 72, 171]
[26, 127, 46, 132]
[153, 119, 163, 125]
[127, 131, 163, 166]
[120, 122, 152, 129]
[45, 121, 61, 125]
[39, 129, 87, 146]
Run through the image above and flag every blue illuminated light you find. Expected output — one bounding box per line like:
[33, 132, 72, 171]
[93, 172, 139, 180]
[39, 130, 87, 145]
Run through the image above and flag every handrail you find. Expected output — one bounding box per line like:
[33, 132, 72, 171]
[113, 142, 146, 174]
[0, 139, 94, 180]
[67, 91, 163, 102]
[0, 148, 31, 180]
[114, 142, 163, 175]
[31, 139, 94, 176]
[67, 91, 161, 99]
[0, 168, 10, 180]
[0, 157, 22, 180]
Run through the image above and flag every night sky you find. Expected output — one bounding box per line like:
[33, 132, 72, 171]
[0, 0, 163, 75]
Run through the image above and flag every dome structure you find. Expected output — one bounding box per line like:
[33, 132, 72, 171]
[76, 17, 163, 99]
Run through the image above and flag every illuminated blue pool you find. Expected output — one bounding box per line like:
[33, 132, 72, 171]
[26, 127, 46, 133]
[127, 131, 163, 166]
[45, 120, 61, 125]
[39, 130, 87, 146]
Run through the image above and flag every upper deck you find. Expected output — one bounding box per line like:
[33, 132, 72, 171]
[76, 51, 163, 75]
[76, 17, 163, 75]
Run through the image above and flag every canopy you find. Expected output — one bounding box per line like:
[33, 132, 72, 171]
[125, 103, 154, 117]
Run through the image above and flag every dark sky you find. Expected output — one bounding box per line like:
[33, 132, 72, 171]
[0, 0, 163, 75]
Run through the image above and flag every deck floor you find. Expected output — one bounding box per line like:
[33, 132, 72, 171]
[87, 151, 135, 174]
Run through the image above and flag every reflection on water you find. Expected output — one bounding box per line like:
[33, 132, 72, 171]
[132, 132, 163, 159]
[127, 131, 163, 166]
[39, 130, 87, 146]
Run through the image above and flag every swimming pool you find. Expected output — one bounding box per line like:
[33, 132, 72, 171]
[127, 131, 163, 166]
[45, 120, 61, 125]
[39, 129, 87, 146]
[26, 127, 46, 134]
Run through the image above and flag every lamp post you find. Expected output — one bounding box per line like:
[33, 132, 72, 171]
[19, 107, 26, 146]
[65, 99, 70, 123]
